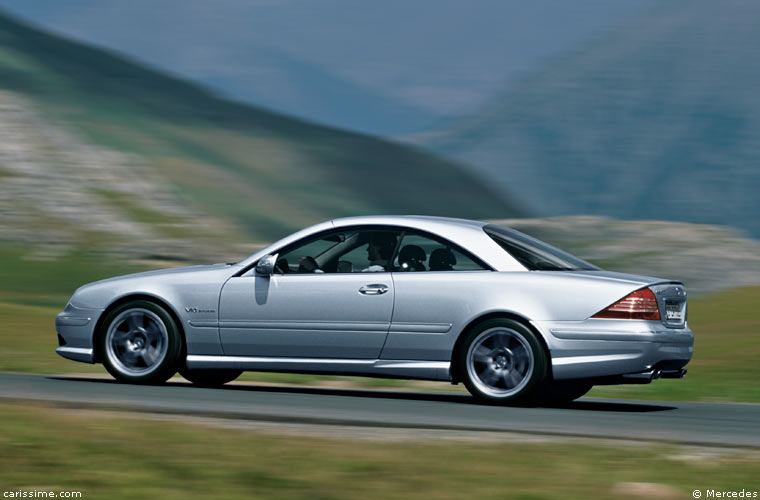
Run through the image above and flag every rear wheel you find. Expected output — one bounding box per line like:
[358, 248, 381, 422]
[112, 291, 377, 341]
[100, 300, 182, 384]
[179, 367, 242, 387]
[458, 318, 547, 404]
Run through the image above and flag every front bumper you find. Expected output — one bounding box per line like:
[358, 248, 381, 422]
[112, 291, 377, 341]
[532, 318, 694, 381]
[55, 303, 103, 364]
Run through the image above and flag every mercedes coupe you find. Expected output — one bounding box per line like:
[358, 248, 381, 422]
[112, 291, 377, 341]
[55, 216, 693, 404]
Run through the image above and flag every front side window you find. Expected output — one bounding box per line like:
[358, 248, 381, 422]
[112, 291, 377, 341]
[275, 228, 402, 274]
[273, 226, 489, 274]
[484, 224, 598, 271]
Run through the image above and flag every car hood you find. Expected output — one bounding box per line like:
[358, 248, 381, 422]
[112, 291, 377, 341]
[69, 262, 242, 309]
[82, 263, 237, 287]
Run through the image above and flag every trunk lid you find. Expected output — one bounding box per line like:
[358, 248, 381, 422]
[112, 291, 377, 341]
[557, 271, 688, 327]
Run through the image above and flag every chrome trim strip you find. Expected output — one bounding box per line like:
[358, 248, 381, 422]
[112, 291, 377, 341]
[550, 328, 692, 343]
[189, 355, 375, 365]
[374, 360, 450, 370]
[55, 347, 94, 364]
[552, 353, 641, 366]
[192, 321, 451, 334]
[188, 320, 219, 328]
[191, 321, 450, 333]
[218, 321, 389, 332]
[186, 355, 451, 381]
[389, 323, 452, 334]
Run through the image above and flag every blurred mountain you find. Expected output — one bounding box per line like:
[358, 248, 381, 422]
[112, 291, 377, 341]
[0, 0, 640, 136]
[0, 11, 518, 261]
[424, 1, 760, 238]
[195, 44, 439, 137]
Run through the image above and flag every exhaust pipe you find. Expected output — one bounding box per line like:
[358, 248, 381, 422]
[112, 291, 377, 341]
[621, 369, 660, 383]
[591, 367, 687, 385]
[660, 369, 687, 379]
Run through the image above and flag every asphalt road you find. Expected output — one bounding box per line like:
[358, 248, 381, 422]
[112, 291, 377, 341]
[1, 373, 758, 448]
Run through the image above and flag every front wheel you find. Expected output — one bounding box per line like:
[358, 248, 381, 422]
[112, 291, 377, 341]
[458, 319, 547, 404]
[100, 300, 182, 384]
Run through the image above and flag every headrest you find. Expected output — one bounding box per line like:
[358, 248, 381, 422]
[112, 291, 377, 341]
[399, 244, 426, 263]
[429, 248, 456, 270]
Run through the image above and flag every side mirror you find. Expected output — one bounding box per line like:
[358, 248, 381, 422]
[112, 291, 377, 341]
[255, 253, 278, 276]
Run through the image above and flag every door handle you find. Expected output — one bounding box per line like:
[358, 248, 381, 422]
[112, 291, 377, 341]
[359, 284, 389, 295]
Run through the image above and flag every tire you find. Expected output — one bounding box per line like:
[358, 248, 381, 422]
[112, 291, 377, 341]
[457, 318, 547, 404]
[179, 367, 242, 387]
[537, 380, 593, 406]
[100, 300, 182, 384]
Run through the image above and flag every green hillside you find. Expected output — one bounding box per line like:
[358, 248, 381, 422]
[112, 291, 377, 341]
[0, 10, 518, 261]
[426, 0, 760, 237]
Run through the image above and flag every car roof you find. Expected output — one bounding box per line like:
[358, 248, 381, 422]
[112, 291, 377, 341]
[331, 215, 487, 230]
[238, 215, 525, 272]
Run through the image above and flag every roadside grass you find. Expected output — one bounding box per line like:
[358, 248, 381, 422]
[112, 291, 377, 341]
[0, 302, 99, 375]
[1, 402, 758, 499]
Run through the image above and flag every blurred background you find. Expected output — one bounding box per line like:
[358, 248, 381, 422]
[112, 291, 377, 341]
[1, 2, 759, 497]
[1, 0, 760, 291]
[0, 0, 758, 371]
[0, 0, 759, 303]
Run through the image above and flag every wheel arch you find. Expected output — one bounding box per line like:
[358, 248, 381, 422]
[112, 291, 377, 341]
[450, 311, 552, 383]
[92, 293, 186, 363]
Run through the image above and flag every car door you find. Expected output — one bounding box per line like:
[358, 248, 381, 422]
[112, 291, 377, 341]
[382, 230, 492, 361]
[218, 227, 400, 359]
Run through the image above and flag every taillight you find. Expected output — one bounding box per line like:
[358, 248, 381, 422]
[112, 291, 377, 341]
[592, 287, 660, 320]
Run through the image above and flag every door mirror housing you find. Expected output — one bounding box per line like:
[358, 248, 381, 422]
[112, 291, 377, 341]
[255, 254, 278, 275]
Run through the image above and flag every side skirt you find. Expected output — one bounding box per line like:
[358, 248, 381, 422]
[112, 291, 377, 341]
[186, 355, 451, 381]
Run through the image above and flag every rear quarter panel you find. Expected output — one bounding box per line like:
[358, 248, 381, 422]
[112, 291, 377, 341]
[382, 271, 649, 360]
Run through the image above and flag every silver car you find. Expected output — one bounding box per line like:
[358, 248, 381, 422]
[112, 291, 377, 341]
[55, 216, 693, 404]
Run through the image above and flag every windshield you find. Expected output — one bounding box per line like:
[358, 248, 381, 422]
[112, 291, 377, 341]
[484, 224, 599, 271]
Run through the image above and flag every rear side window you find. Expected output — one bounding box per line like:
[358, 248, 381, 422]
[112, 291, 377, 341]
[393, 232, 489, 272]
[484, 224, 598, 271]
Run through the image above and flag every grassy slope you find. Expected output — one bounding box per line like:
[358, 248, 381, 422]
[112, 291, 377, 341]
[0, 11, 518, 243]
[0, 244, 145, 308]
[1, 402, 758, 499]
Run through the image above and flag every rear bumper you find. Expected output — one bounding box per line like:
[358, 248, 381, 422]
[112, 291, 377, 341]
[532, 318, 694, 381]
[55, 304, 102, 364]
